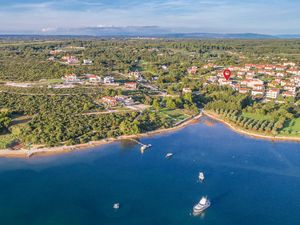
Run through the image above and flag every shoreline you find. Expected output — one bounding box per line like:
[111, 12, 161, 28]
[203, 110, 300, 143]
[0, 113, 203, 158]
[1, 110, 299, 159]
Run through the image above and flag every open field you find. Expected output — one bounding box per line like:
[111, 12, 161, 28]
[242, 112, 273, 121]
[159, 109, 191, 123]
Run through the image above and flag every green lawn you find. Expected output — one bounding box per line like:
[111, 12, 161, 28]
[242, 112, 272, 121]
[158, 109, 190, 123]
[44, 78, 63, 84]
[281, 118, 300, 136]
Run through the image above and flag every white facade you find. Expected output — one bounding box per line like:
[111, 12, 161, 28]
[266, 89, 279, 99]
[103, 76, 115, 84]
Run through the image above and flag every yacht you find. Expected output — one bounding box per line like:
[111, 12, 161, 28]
[193, 197, 210, 215]
[165, 153, 173, 159]
[199, 172, 205, 182]
[113, 203, 120, 209]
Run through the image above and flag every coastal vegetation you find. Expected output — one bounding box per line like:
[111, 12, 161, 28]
[0, 38, 299, 150]
[0, 109, 11, 134]
[203, 86, 299, 136]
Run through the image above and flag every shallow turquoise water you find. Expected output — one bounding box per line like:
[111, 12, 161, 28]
[0, 117, 299, 225]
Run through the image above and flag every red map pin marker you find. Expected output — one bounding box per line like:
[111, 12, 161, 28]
[223, 69, 232, 81]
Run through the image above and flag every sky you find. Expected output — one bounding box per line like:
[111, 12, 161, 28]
[0, 0, 300, 34]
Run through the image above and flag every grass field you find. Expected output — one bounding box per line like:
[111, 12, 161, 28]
[158, 109, 191, 123]
[242, 112, 272, 121]
[281, 118, 300, 136]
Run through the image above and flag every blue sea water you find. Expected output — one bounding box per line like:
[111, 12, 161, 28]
[0, 117, 299, 225]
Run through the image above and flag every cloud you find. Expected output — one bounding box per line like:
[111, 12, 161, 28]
[0, 0, 299, 34]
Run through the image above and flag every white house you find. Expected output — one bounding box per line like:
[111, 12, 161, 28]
[251, 90, 265, 97]
[85, 74, 101, 83]
[83, 59, 93, 65]
[103, 76, 115, 84]
[266, 89, 280, 99]
[63, 74, 80, 83]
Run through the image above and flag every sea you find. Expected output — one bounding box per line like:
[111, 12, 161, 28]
[0, 116, 299, 225]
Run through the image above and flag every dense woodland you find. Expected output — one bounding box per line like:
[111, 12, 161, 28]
[0, 38, 299, 148]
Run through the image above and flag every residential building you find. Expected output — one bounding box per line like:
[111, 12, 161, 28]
[284, 62, 296, 67]
[239, 87, 250, 94]
[253, 84, 265, 91]
[103, 76, 115, 84]
[162, 65, 168, 70]
[115, 95, 135, 106]
[49, 49, 63, 55]
[266, 89, 280, 99]
[62, 56, 79, 64]
[265, 65, 275, 70]
[63, 74, 80, 83]
[282, 91, 296, 98]
[128, 71, 142, 79]
[85, 74, 101, 83]
[125, 82, 137, 90]
[287, 69, 300, 75]
[83, 59, 93, 65]
[241, 79, 264, 89]
[275, 66, 285, 71]
[182, 88, 192, 93]
[284, 85, 297, 93]
[207, 76, 218, 83]
[245, 64, 256, 69]
[101, 96, 118, 107]
[256, 64, 266, 70]
[187, 66, 198, 74]
[251, 90, 265, 97]
[203, 63, 215, 69]
[218, 78, 232, 86]
[276, 72, 286, 77]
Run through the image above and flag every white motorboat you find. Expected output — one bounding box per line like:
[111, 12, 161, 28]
[165, 153, 173, 159]
[113, 203, 120, 209]
[199, 172, 205, 182]
[193, 196, 210, 215]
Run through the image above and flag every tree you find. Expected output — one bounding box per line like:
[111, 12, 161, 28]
[152, 99, 161, 110]
[0, 109, 12, 134]
[166, 98, 176, 109]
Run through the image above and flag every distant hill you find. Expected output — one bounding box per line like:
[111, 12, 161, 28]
[1, 26, 299, 39]
[275, 34, 300, 39]
[41, 27, 277, 39]
[161, 33, 277, 39]
[52, 26, 171, 36]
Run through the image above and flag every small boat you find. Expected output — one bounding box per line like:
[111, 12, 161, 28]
[113, 203, 120, 209]
[193, 196, 210, 215]
[165, 153, 173, 159]
[199, 172, 205, 182]
[140, 144, 152, 151]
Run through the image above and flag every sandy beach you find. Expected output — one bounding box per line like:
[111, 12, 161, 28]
[0, 113, 203, 158]
[1, 111, 299, 158]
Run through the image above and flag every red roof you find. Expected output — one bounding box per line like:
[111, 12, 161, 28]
[65, 73, 76, 77]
